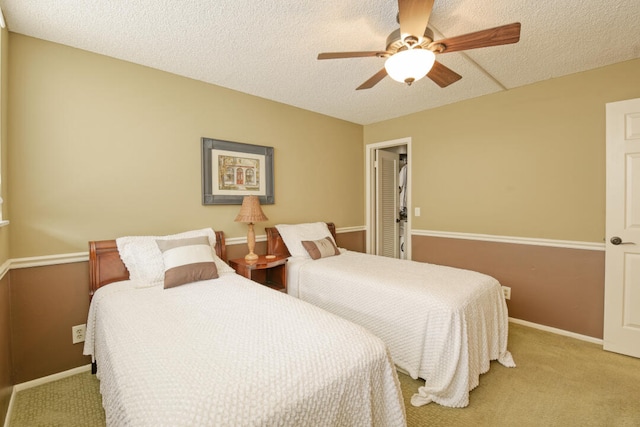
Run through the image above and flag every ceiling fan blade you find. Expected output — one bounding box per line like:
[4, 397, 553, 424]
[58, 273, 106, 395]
[356, 68, 388, 90]
[433, 22, 521, 53]
[318, 50, 391, 59]
[427, 61, 462, 88]
[318, 51, 389, 60]
[398, 0, 435, 43]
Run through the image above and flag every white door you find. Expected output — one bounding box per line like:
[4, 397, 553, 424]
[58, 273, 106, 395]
[375, 149, 399, 258]
[604, 98, 640, 358]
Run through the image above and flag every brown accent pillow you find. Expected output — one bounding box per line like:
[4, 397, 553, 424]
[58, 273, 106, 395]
[301, 237, 340, 260]
[156, 236, 219, 289]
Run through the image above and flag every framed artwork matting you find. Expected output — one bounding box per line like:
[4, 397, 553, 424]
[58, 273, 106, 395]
[201, 137, 274, 205]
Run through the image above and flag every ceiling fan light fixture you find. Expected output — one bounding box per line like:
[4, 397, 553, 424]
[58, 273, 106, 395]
[384, 48, 435, 85]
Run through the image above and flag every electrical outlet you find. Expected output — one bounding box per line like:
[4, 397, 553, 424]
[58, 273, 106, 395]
[72, 324, 86, 344]
[502, 286, 511, 300]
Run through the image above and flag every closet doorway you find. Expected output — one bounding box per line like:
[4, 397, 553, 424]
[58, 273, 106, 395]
[365, 137, 411, 259]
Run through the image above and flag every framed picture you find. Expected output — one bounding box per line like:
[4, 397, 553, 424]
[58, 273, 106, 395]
[202, 137, 274, 205]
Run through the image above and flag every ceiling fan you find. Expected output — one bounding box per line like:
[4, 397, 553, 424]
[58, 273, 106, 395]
[317, 0, 521, 90]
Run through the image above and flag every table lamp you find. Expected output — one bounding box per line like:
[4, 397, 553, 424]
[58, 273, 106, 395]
[234, 195, 268, 261]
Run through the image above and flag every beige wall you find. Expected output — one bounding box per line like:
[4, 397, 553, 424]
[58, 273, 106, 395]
[364, 59, 640, 340]
[8, 34, 364, 259]
[0, 25, 11, 425]
[0, 25, 8, 257]
[364, 58, 640, 243]
[5, 33, 366, 383]
[4, 32, 640, 384]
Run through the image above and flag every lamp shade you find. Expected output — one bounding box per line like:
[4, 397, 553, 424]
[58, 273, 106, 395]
[234, 195, 268, 223]
[384, 49, 436, 85]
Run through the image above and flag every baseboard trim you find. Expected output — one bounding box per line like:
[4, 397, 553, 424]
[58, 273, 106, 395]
[13, 364, 92, 392]
[509, 317, 603, 345]
[4, 364, 92, 426]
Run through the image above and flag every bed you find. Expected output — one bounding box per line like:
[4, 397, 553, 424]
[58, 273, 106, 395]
[266, 222, 515, 409]
[83, 228, 406, 426]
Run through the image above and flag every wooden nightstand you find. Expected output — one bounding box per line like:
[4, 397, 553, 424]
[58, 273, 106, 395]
[228, 255, 288, 292]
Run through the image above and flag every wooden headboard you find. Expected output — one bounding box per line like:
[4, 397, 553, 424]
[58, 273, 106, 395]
[265, 223, 336, 257]
[88, 231, 227, 298]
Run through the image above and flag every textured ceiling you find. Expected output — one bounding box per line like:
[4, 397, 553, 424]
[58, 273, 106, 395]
[1, 0, 639, 125]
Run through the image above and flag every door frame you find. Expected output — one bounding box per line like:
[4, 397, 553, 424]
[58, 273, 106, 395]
[365, 137, 412, 258]
[603, 98, 640, 358]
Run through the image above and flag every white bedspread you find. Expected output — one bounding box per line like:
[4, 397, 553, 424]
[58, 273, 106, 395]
[287, 251, 515, 408]
[84, 274, 406, 426]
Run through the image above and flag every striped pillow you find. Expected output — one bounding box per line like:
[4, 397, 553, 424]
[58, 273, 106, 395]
[156, 236, 219, 289]
[301, 237, 340, 260]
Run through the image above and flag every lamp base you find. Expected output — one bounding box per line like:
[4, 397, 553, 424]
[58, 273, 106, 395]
[244, 222, 259, 262]
[244, 252, 259, 262]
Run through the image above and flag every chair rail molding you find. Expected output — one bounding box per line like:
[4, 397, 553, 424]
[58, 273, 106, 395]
[413, 229, 605, 251]
[8, 226, 603, 271]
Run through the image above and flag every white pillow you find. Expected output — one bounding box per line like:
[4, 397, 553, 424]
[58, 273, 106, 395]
[116, 228, 234, 287]
[275, 222, 336, 259]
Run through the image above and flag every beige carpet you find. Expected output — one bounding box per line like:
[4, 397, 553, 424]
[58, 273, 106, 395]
[9, 369, 104, 427]
[9, 323, 640, 426]
[400, 323, 640, 426]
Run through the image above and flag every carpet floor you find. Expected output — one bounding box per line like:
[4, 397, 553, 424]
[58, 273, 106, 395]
[8, 323, 640, 426]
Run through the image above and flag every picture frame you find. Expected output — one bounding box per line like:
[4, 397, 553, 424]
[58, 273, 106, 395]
[201, 137, 274, 205]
